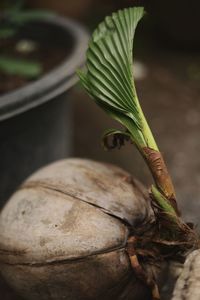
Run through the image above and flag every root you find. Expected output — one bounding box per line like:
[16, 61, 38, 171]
[126, 236, 160, 300]
[126, 210, 200, 300]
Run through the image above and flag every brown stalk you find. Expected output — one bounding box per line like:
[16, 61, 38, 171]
[142, 147, 180, 216]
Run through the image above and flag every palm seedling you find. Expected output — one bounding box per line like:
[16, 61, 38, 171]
[78, 6, 199, 298]
[0, 6, 199, 300]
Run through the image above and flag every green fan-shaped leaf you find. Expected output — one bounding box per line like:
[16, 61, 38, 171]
[78, 7, 157, 150]
[78, 6, 182, 220]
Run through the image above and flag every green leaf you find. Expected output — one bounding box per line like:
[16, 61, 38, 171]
[0, 55, 42, 78]
[0, 27, 17, 39]
[78, 7, 158, 150]
[151, 185, 177, 220]
[78, 6, 181, 219]
[7, 10, 54, 25]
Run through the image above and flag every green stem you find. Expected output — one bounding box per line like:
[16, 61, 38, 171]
[134, 96, 179, 215]
[136, 96, 159, 151]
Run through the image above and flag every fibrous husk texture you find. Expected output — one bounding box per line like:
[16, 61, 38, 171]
[172, 249, 200, 300]
[0, 158, 156, 300]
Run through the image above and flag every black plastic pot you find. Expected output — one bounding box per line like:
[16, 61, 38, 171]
[0, 14, 88, 208]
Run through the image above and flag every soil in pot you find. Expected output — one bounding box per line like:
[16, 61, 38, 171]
[0, 20, 73, 94]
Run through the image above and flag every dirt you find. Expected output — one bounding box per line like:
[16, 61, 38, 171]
[0, 24, 70, 95]
[0, 20, 74, 95]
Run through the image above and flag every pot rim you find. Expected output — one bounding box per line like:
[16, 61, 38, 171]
[0, 14, 89, 121]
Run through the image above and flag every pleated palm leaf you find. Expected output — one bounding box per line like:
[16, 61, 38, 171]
[78, 7, 179, 218]
[78, 6, 199, 250]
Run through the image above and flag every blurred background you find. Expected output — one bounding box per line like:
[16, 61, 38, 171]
[0, 0, 200, 299]
[1, 0, 200, 225]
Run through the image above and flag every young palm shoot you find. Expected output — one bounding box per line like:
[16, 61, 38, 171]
[78, 7, 177, 214]
[78, 6, 199, 297]
[0, 8, 199, 300]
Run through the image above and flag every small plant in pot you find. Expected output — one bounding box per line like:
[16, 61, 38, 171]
[0, 2, 88, 208]
[0, 6, 199, 300]
[0, 2, 63, 94]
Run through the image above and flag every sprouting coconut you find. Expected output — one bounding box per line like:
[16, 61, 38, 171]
[0, 159, 157, 300]
[0, 7, 199, 300]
